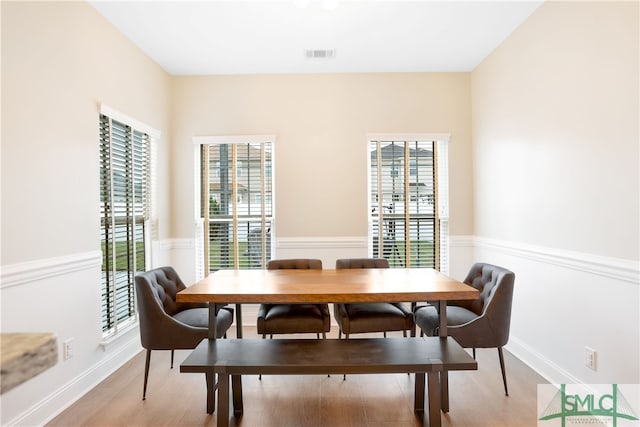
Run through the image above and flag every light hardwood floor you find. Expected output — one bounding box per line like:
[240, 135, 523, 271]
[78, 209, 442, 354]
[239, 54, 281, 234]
[48, 327, 547, 427]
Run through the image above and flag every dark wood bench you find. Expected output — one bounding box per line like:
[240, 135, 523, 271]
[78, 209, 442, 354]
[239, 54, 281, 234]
[181, 337, 477, 427]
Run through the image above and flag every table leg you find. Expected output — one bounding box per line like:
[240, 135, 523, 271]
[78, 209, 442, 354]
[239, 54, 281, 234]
[438, 301, 447, 337]
[410, 302, 417, 337]
[217, 373, 229, 427]
[209, 303, 219, 340]
[427, 371, 442, 427]
[414, 372, 425, 412]
[235, 304, 243, 339]
[232, 374, 243, 416]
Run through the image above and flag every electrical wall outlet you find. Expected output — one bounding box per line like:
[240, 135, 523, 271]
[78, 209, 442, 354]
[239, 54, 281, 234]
[63, 338, 74, 360]
[585, 346, 597, 370]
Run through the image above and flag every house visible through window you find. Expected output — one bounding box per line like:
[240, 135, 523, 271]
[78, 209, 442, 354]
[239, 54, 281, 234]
[198, 137, 274, 272]
[368, 136, 449, 273]
[99, 111, 153, 337]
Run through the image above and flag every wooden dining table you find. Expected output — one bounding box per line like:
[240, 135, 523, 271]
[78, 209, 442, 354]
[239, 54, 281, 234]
[177, 268, 479, 419]
[177, 267, 479, 340]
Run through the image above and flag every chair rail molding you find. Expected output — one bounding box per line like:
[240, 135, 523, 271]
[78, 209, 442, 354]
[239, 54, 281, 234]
[473, 236, 639, 285]
[0, 251, 102, 289]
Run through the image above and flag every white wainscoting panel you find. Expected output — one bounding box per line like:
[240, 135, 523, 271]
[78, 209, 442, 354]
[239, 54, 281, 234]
[275, 236, 369, 268]
[0, 251, 142, 426]
[472, 237, 639, 386]
[157, 238, 197, 285]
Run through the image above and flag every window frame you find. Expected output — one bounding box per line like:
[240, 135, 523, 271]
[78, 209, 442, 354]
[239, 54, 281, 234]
[366, 133, 450, 274]
[99, 104, 158, 339]
[194, 135, 276, 277]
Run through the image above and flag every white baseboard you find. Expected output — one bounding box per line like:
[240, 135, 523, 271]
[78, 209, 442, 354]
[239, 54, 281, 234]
[506, 336, 582, 385]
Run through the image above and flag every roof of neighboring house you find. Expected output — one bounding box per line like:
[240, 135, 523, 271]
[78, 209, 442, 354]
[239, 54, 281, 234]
[207, 183, 249, 193]
[370, 143, 433, 160]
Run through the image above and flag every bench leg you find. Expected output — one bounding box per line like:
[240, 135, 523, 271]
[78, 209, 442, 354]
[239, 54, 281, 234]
[217, 373, 230, 427]
[440, 370, 449, 413]
[437, 302, 450, 413]
[427, 372, 441, 427]
[205, 372, 216, 414]
[414, 372, 425, 413]
[232, 374, 243, 416]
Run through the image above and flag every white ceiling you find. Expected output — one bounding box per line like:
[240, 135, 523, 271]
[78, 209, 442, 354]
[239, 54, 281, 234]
[89, 0, 542, 76]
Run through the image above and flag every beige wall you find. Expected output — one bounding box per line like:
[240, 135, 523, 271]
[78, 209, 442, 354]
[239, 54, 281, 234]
[471, 1, 639, 384]
[171, 73, 473, 241]
[1, 1, 172, 265]
[1, 3, 172, 424]
[472, 1, 639, 260]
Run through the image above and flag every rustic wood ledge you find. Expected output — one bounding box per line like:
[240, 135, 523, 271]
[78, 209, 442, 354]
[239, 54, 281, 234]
[1, 333, 58, 394]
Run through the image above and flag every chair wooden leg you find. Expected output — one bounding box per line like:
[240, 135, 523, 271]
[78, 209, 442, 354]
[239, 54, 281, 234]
[498, 347, 508, 396]
[170, 349, 175, 369]
[472, 348, 476, 360]
[143, 349, 151, 400]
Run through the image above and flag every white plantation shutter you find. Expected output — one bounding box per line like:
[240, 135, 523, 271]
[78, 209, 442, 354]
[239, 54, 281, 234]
[194, 218, 205, 280]
[436, 140, 450, 275]
[368, 136, 449, 273]
[99, 112, 152, 336]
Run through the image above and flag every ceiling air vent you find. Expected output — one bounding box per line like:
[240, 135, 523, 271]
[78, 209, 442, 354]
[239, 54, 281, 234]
[305, 49, 336, 59]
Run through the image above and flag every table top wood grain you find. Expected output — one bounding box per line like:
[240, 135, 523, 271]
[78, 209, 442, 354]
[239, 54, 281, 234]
[0, 333, 57, 394]
[177, 268, 478, 304]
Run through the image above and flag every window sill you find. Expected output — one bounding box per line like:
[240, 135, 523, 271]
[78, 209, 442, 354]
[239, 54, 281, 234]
[100, 320, 139, 351]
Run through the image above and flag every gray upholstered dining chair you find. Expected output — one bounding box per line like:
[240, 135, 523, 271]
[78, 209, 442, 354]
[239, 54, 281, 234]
[334, 258, 414, 339]
[413, 262, 515, 395]
[134, 266, 234, 400]
[257, 259, 331, 339]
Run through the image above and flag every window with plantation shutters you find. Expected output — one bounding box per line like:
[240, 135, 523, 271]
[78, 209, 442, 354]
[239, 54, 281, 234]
[99, 112, 151, 337]
[368, 136, 450, 274]
[197, 136, 274, 273]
